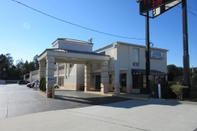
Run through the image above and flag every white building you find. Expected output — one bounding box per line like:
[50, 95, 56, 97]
[31, 38, 167, 97]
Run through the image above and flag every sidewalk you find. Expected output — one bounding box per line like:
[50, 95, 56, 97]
[0, 99, 197, 131]
[84, 91, 150, 101]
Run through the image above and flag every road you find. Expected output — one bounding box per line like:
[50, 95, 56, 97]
[0, 84, 129, 119]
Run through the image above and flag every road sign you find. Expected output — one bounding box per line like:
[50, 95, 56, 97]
[140, 0, 175, 13]
[152, 0, 181, 18]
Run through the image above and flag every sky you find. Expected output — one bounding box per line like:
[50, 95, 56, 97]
[0, 0, 196, 67]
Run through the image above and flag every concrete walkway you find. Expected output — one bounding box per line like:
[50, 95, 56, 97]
[0, 99, 197, 131]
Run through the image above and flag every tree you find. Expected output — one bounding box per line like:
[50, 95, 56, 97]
[0, 54, 12, 79]
[167, 64, 183, 81]
[33, 55, 39, 70]
[0, 53, 40, 80]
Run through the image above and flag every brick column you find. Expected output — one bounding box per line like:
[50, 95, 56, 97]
[84, 63, 91, 92]
[100, 61, 109, 94]
[46, 56, 55, 98]
[39, 60, 45, 81]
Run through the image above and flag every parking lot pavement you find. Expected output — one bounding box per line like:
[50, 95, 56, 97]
[0, 98, 197, 131]
[0, 84, 129, 119]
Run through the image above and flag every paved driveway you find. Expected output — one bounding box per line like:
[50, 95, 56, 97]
[0, 84, 129, 119]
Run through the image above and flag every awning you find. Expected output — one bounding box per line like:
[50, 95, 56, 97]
[132, 69, 166, 75]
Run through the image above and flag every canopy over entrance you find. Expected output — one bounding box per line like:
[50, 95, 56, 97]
[132, 69, 166, 75]
[38, 48, 110, 63]
[37, 48, 110, 98]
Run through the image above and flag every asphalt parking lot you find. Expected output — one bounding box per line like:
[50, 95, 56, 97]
[0, 84, 129, 119]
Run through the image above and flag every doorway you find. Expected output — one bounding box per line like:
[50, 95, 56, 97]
[120, 73, 126, 93]
[95, 75, 101, 91]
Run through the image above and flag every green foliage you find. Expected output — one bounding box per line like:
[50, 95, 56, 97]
[167, 64, 184, 81]
[151, 82, 175, 99]
[0, 53, 39, 80]
[39, 78, 46, 91]
[171, 84, 189, 100]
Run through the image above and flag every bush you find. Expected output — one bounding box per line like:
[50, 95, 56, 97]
[162, 85, 176, 99]
[39, 78, 46, 91]
[171, 84, 189, 100]
[151, 82, 176, 99]
[151, 81, 190, 100]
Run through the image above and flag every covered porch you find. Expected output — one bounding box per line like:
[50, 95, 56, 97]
[38, 48, 113, 98]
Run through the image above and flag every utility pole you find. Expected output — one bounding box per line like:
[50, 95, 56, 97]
[146, 11, 150, 93]
[182, 0, 190, 87]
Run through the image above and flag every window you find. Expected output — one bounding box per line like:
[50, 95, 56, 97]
[133, 48, 139, 66]
[133, 75, 143, 88]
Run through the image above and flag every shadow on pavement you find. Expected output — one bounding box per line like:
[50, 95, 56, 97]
[54, 90, 181, 109]
[55, 94, 130, 105]
[102, 99, 181, 109]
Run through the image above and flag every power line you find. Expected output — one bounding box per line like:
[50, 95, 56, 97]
[12, 0, 145, 41]
[187, 5, 197, 19]
[188, 5, 197, 12]
[177, 5, 197, 19]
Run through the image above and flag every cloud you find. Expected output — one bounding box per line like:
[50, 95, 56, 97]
[23, 22, 31, 30]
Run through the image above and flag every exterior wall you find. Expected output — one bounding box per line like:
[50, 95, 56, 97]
[30, 70, 39, 82]
[95, 42, 168, 93]
[63, 64, 77, 90]
[52, 39, 93, 52]
[117, 44, 129, 69]
[150, 51, 167, 73]
[116, 43, 167, 73]
[105, 47, 116, 71]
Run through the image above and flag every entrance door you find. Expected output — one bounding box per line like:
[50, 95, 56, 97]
[120, 73, 126, 93]
[95, 75, 101, 91]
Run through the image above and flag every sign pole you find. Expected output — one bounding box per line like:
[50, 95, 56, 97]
[182, 0, 190, 88]
[145, 11, 150, 93]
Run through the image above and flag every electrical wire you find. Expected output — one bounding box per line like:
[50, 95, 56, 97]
[177, 5, 197, 19]
[188, 5, 197, 12]
[12, 0, 145, 40]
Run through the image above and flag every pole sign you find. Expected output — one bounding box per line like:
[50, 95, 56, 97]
[140, 0, 175, 13]
[152, 0, 181, 18]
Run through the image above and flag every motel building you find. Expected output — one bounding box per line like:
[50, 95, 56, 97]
[29, 38, 168, 97]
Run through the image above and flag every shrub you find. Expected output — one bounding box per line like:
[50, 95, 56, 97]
[39, 78, 43, 91]
[39, 78, 46, 91]
[151, 82, 176, 99]
[42, 78, 46, 91]
[162, 85, 176, 99]
[171, 84, 189, 100]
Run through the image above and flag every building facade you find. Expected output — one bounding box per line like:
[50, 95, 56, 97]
[30, 38, 168, 96]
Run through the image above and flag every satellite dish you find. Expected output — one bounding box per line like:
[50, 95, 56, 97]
[88, 38, 93, 43]
[150, 42, 154, 47]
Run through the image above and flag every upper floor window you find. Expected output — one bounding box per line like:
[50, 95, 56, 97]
[133, 48, 139, 63]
